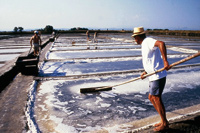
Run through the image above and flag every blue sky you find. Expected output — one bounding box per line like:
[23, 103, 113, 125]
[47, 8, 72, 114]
[0, 0, 200, 31]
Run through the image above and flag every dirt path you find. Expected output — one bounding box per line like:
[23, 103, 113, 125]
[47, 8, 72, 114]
[0, 74, 34, 132]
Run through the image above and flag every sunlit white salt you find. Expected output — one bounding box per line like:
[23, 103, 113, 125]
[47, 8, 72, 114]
[0, 49, 28, 53]
[86, 103, 92, 106]
[95, 97, 103, 104]
[100, 103, 111, 108]
[167, 54, 189, 58]
[0, 54, 20, 61]
[38, 81, 57, 94]
[100, 92, 116, 98]
[164, 68, 200, 94]
[134, 94, 142, 98]
[128, 106, 146, 111]
[26, 81, 38, 133]
[168, 47, 198, 53]
[47, 49, 141, 60]
[77, 123, 86, 127]
[69, 100, 75, 103]
[113, 79, 149, 95]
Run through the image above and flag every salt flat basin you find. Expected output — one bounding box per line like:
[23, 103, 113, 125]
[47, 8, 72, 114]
[34, 66, 200, 132]
[0, 54, 21, 62]
[0, 45, 30, 48]
[179, 45, 200, 50]
[47, 49, 184, 60]
[53, 42, 133, 46]
[40, 54, 200, 77]
[30, 34, 200, 132]
[51, 45, 140, 50]
[166, 42, 200, 46]
[47, 49, 141, 59]
[0, 48, 29, 53]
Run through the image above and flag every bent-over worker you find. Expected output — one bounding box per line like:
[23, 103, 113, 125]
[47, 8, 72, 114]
[132, 26, 171, 131]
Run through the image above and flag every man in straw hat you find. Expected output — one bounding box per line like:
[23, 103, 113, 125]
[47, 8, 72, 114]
[132, 27, 170, 131]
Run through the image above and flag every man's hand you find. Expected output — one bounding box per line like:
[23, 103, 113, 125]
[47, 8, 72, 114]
[141, 71, 147, 79]
[164, 60, 171, 71]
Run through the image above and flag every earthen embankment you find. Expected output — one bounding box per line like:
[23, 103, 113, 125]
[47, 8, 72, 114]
[0, 34, 58, 132]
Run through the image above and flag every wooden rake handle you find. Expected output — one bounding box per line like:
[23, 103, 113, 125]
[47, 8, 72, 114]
[28, 45, 32, 56]
[107, 52, 200, 89]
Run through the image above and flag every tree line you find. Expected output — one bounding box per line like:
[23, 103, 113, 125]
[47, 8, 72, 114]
[13, 25, 54, 33]
[14, 27, 24, 32]
[147, 29, 169, 31]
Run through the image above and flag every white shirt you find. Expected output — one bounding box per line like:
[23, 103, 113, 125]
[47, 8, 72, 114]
[141, 37, 167, 81]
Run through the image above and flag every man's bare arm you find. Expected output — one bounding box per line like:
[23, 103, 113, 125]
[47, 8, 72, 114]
[154, 41, 170, 70]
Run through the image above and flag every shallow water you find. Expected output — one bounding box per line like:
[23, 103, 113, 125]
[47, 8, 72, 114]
[30, 34, 200, 132]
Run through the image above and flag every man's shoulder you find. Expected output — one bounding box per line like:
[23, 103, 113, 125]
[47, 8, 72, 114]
[144, 37, 157, 44]
[144, 37, 157, 41]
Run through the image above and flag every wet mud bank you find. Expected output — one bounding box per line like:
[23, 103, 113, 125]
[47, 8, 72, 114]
[0, 74, 34, 132]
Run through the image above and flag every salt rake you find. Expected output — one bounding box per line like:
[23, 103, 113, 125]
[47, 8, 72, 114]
[80, 52, 200, 93]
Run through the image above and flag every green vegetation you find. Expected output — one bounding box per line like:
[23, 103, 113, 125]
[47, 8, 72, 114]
[147, 30, 200, 37]
[70, 27, 88, 31]
[44, 25, 54, 33]
[13, 27, 24, 33]
[147, 29, 169, 31]
[0, 26, 200, 37]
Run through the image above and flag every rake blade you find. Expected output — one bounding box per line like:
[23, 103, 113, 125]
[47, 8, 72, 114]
[80, 86, 112, 93]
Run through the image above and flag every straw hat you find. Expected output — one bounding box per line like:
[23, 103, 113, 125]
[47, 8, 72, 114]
[132, 27, 146, 37]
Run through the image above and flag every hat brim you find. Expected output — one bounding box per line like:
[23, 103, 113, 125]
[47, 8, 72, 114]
[132, 31, 146, 37]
